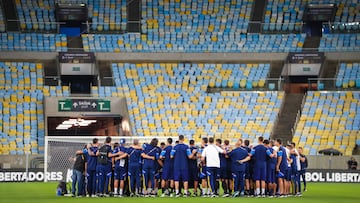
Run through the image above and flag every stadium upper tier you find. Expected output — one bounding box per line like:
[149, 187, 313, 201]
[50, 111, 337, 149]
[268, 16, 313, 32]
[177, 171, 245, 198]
[59, 0, 127, 31]
[16, 0, 56, 31]
[0, 1, 5, 32]
[112, 62, 283, 143]
[319, 34, 360, 52]
[141, 0, 252, 34]
[263, 0, 360, 32]
[336, 63, 360, 88]
[16, 0, 127, 32]
[292, 91, 360, 156]
[82, 33, 305, 52]
[0, 33, 67, 52]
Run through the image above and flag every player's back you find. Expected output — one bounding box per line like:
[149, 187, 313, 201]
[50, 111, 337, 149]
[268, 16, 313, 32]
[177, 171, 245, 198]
[266, 147, 277, 169]
[143, 144, 158, 168]
[162, 145, 174, 169]
[252, 144, 268, 165]
[128, 147, 142, 167]
[87, 146, 98, 170]
[173, 143, 189, 170]
[188, 146, 198, 169]
[229, 147, 248, 172]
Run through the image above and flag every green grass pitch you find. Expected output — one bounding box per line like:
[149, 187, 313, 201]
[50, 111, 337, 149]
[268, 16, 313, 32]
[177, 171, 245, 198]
[0, 182, 359, 203]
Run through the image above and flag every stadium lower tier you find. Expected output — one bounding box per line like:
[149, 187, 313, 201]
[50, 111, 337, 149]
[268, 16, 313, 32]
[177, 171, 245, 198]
[293, 91, 360, 156]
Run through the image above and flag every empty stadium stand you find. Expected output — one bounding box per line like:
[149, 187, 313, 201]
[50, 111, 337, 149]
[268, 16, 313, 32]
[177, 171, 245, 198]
[82, 33, 305, 52]
[319, 34, 360, 52]
[59, 0, 128, 32]
[111, 62, 284, 143]
[262, 0, 360, 33]
[335, 62, 360, 88]
[0, 33, 68, 52]
[0, 62, 45, 155]
[16, 0, 56, 31]
[293, 91, 360, 156]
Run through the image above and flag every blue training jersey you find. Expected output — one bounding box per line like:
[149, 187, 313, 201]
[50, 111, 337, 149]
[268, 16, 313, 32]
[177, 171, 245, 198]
[127, 147, 143, 167]
[188, 146, 198, 169]
[266, 147, 277, 169]
[161, 145, 174, 169]
[113, 146, 127, 168]
[171, 143, 191, 170]
[228, 147, 249, 172]
[250, 144, 270, 167]
[278, 146, 288, 171]
[87, 146, 98, 171]
[142, 143, 160, 169]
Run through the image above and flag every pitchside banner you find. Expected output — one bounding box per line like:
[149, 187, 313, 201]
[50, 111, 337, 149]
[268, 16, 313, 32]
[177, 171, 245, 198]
[305, 169, 360, 183]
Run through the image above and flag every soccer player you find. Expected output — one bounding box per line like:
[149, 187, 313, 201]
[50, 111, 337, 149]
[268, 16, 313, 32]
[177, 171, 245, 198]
[227, 139, 249, 197]
[141, 138, 160, 196]
[113, 138, 128, 197]
[86, 138, 99, 197]
[71, 146, 87, 197]
[97, 136, 117, 197]
[171, 135, 197, 197]
[275, 138, 288, 197]
[298, 146, 308, 192]
[290, 142, 301, 196]
[127, 139, 144, 196]
[199, 137, 209, 196]
[265, 140, 277, 197]
[160, 138, 174, 197]
[188, 139, 199, 196]
[201, 137, 225, 197]
[224, 140, 233, 195]
[249, 136, 274, 197]
[216, 138, 230, 197]
[242, 139, 253, 196]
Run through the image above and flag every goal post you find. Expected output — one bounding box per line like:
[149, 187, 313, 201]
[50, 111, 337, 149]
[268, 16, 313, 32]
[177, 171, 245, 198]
[44, 136, 177, 182]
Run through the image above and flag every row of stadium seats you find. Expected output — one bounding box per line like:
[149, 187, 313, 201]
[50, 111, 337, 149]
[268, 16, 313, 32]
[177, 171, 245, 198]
[16, 0, 56, 31]
[82, 33, 305, 52]
[15, 0, 127, 32]
[141, 0, 252, 34]
[0, 1, 5, 32]
[58, 0, 127, 31]
[0, 33, 68, 52]
[0, 89, 45, 155]
[331, 0, 360, 31]
[335, 63, 360, 88]
[0, 62, 43, 90]
[292, 91, 360, 156]
[319, 34, 360, 52]
[263, 0, 303, 32]
[263, 0, 360, 32]
[111, 62, 283, 143]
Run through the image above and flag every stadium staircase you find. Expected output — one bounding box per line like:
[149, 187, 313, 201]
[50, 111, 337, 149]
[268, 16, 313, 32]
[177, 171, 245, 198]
[320, 60, 338, 88]
[269, 61, 284, 78]
[248, 0, 267, 33]
[98, 61, 113, 86]
[303, 36, 321, 51]
[2, 0, 19, 31]
[127, 0, 140, 32]
[67, 36, 83, 52]
[273, 93, 304, 144]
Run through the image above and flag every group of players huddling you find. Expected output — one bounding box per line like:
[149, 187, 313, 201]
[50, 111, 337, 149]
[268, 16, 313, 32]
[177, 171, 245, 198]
[72, 135, 308, 198]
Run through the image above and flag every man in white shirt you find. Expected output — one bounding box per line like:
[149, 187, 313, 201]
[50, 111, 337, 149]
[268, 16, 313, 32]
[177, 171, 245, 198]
[201, 137, 225, 197]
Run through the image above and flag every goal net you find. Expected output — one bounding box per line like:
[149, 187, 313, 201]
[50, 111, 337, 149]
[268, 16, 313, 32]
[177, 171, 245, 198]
[44, 136, 176, 182]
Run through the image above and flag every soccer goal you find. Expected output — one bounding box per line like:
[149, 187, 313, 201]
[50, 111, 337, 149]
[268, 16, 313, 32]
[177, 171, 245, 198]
[44, 136, 175, 182]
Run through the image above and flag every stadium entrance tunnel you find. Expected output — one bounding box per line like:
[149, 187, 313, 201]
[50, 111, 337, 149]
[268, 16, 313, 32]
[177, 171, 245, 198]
[47, 116, 123, 136]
